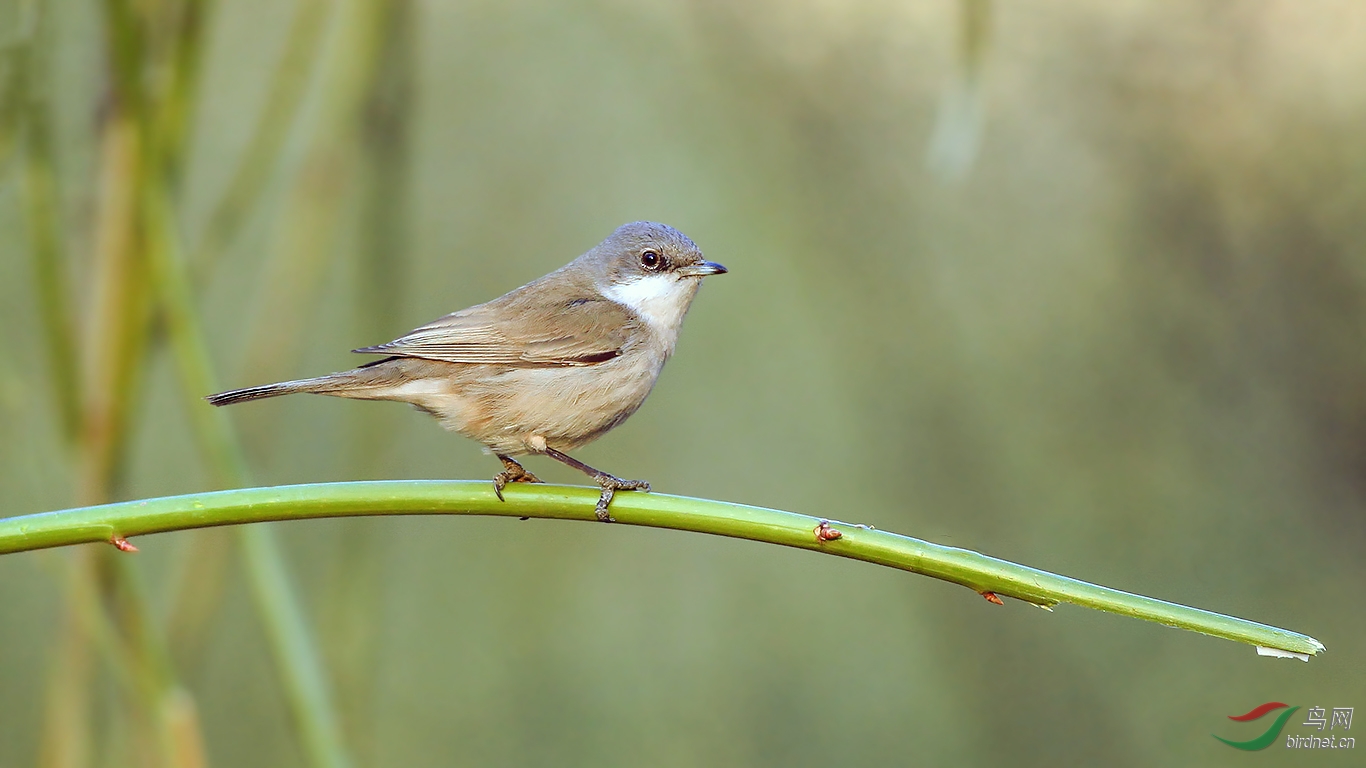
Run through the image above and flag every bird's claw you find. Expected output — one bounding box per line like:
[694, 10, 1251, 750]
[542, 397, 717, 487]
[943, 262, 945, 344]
[492, 458, 542, 501]
[591, 475, 650, 522]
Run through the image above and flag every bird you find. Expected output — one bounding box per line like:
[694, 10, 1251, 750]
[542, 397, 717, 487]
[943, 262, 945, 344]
[206, 221, 727, 521]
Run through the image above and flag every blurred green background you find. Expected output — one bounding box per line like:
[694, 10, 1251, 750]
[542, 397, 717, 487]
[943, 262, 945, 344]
[2, 0, 1364, 765]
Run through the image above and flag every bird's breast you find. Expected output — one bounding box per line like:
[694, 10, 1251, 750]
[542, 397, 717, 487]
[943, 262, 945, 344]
[452, 342, 668, 454]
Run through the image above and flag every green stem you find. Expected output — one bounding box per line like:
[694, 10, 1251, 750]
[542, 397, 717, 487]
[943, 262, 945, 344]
[1, 481, 1326, 659]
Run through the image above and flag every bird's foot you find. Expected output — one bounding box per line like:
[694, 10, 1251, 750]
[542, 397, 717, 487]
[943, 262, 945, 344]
[493, 455, 543, 501]
[590, 474, 650, 522]
[538, 447, 648, 522]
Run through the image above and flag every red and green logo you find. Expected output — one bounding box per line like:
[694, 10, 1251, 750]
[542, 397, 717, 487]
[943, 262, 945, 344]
[1214, 702, 1299, 751]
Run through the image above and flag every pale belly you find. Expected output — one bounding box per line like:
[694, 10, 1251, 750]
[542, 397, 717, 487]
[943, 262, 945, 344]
[426, 353, 665, 455]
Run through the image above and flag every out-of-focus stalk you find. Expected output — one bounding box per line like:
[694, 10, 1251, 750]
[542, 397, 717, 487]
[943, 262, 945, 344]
[38, 105, 152, 768]
[129, 0, 351, 759]
[326, 3, 414, 760]
[33, 0, 214, 764]
[18, 39, 81, 444]
[926, 0, 992, 181]
[19, 2, 118, 763]
[193, 0, 330, 275]
[145, 174, 352, 768]
[238, 0, 389, 385]
[76, 114, 150, 507]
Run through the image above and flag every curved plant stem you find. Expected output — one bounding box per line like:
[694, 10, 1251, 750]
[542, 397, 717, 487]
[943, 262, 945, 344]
[0, 481, 1326, 660]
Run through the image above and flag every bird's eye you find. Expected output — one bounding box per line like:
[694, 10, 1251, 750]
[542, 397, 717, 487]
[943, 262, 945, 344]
[640, 250, 663, 271]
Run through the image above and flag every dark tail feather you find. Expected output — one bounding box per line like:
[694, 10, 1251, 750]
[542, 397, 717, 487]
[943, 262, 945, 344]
[205, 377, 332, 406]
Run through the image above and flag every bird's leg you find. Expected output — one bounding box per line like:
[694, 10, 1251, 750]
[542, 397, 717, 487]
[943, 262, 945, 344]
[492, 454, 542, 501]
[543, 447, 650, 522]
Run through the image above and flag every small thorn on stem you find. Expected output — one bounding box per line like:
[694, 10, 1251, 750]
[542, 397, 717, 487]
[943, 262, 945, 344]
[110, 535, 138, 553]
[980, 591, 1004, 606]
[814, 520, 842, 543]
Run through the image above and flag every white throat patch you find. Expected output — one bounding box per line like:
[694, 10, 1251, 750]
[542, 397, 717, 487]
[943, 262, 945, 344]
[602, 274, 696, 334]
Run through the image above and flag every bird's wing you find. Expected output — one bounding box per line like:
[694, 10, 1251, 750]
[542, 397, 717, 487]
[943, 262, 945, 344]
[353, 295, 638, 366]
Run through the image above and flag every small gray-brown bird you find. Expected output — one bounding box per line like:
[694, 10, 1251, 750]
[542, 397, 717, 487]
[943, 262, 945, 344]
[206, 222, 726, 520]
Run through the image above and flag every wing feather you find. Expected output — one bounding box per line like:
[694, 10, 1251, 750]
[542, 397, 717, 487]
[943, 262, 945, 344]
[353, 293, 636, 367]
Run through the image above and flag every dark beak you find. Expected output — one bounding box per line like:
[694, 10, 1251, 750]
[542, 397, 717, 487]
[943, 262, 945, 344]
[678, 261, 728, 277]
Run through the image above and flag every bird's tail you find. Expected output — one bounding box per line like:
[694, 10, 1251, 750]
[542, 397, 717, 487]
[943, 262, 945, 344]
[205, 376, 345, 407]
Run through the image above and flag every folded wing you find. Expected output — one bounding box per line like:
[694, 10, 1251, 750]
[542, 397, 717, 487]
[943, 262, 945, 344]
[353, 296, 637, 367]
